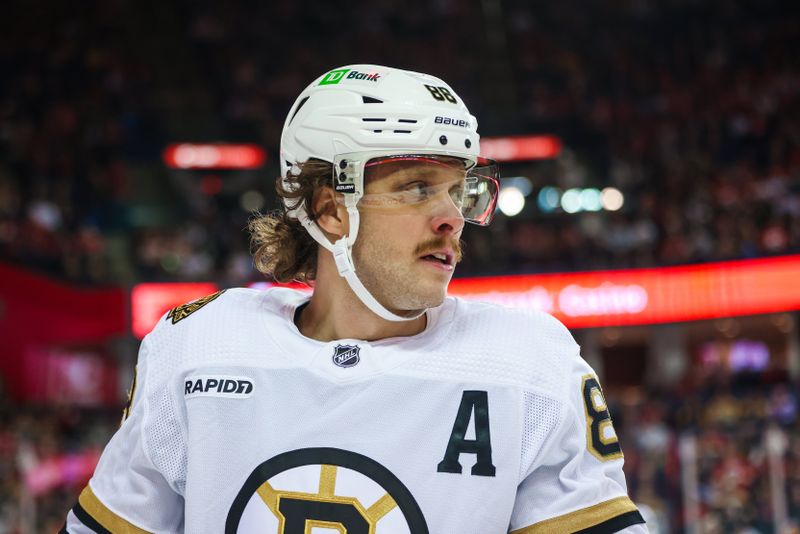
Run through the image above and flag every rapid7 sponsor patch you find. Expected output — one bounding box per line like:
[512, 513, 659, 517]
[185, 375, 254, 399]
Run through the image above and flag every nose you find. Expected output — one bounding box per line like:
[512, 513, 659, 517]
[429, 191, 465, 236]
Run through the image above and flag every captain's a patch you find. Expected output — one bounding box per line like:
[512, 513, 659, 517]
[166, 290, 226, 325]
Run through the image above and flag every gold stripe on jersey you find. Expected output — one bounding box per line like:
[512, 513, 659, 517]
[78, 486, 152, 534]
[320, 464, 337, 497]
[256, 480, 280, 515]
[510, 495, 639, 534]
[366, 492, 398, 522]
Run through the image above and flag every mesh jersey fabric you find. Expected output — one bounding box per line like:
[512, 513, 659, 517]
[65, 287, 644, 533]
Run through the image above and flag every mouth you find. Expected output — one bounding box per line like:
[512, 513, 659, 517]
[419, 250, 455, 271]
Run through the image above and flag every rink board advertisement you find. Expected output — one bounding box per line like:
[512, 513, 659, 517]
[128, 255, 800, 337]
[447, 254, 800, 328]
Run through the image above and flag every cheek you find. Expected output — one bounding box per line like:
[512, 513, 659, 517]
[357, 212, 421, 252]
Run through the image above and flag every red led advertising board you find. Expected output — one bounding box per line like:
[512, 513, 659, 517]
[131, 282, 219, 339]
[162, 143, 266, 169]
[480, 135, 562, 162]
[448, 255, 800, 328]
[131, 255, 800, 337]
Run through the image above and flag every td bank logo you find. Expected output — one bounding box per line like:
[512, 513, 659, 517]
[319, 68, 349, 85]
[319, 68, 382, 85]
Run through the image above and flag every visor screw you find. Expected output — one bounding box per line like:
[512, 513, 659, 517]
[339, 160, 347, 169]
[338, 172, 347, 182]
[439, 135, 448, 145]
[465, 138, 472, 149]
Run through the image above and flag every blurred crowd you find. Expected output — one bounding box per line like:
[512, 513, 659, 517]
[0, 1, 162, 284]
[0, 378, 117, 532]
[617, 377, 800, 533]
[1, 0, 798, 284]
[471, 0, 800, 275]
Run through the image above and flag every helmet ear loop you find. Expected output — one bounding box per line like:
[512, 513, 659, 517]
[339, 158, 365, 250]
[330, 200, 359, 278]
[343, 195, 361, 250]
[328, 160, 364, 275]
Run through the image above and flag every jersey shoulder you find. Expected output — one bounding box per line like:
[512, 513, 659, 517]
[454, 297, 578, 352]
[143, 287, 302, 374]
[148, 287, 265, 341]
[406, 297, 581, 395]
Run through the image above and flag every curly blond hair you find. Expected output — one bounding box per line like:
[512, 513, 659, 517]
[249, 160, 332, 283]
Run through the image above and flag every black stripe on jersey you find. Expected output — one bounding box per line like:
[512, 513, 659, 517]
[576, 510, 646, 533]
[72, 502, 112, 534]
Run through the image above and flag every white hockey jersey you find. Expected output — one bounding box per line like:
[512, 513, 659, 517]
[64, 287, 647, 533]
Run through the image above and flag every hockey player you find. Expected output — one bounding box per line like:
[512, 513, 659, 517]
[64, 65, 648, 533]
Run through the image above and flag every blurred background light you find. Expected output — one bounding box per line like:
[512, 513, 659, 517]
[537, 186, 561, 213]
[580, 188, 602, 212]
[500, 176, 533, 196]
[240, 190, 265, 212]
[601, 187, 625, 211]
[498, 186, 526, 217]
[561, 188, 582, 214]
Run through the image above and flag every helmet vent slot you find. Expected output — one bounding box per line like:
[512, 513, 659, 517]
[362, 118, 386, 122]
[288, 96, 310, 125]
[362, 96, 383, 104]
[373, 130, 383, 133]
[393, 130, 412, 134]
[398, 119, 417, 124]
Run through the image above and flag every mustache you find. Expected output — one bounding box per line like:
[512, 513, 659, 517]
[414, 237, 464, 263]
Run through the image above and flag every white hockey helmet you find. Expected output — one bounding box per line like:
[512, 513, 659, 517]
[280, 65, 499, 321]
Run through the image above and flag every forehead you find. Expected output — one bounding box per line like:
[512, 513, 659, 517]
[365, 156, 466, 185]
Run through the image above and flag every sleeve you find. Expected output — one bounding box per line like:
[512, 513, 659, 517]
[64, 335, 186, 533]
[508, 350, 648, 534]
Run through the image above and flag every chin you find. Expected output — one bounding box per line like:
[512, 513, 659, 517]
[403, 288, 447, 312]
[380, 280, 449, 316]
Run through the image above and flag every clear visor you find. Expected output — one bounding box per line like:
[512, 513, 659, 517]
[346, 154, 499, 226]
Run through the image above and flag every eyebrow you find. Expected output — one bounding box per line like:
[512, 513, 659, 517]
[397, 165, 466, 180]
[401, 168, 440, 180]
[367, 164, 465, 190]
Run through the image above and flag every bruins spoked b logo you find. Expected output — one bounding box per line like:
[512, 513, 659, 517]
[226, 448, 428, 533]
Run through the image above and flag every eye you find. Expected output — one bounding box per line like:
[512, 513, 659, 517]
[449, 182, 466, 205]
[401, 181, 430, 201]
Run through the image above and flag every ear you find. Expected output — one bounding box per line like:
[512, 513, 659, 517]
[311, 186, 349, 239]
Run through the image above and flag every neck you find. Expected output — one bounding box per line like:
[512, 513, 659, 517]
[295, 261, 427, 342]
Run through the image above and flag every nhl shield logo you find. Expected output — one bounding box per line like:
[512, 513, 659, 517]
[332, 344, 360, 368]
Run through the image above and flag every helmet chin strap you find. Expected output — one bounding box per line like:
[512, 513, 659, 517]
[297, 204, 425, 323]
